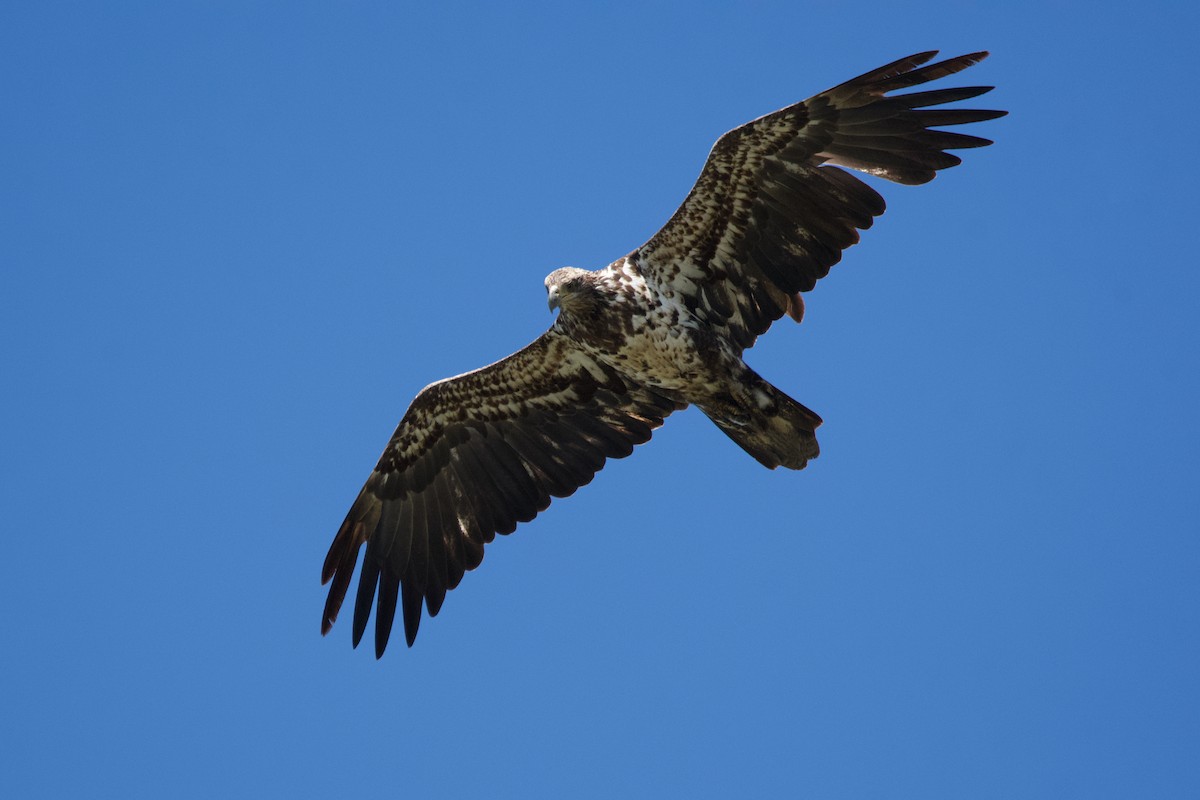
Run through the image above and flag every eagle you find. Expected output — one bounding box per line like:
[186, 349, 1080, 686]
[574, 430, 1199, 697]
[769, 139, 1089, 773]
[322, 50, 1005, 656]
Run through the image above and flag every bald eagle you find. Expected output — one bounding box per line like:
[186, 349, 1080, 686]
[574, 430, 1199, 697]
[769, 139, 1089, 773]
[322, 51, 1005, 656]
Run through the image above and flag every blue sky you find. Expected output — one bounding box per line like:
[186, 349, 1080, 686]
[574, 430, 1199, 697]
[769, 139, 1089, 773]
[3, 2, 1198, 797]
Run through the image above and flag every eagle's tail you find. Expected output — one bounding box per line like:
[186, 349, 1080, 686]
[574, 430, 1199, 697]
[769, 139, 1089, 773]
[701, 377, 822, 470]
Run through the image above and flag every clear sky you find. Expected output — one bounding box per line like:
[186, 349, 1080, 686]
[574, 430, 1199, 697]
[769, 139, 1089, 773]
[3, 2, 1198, 798]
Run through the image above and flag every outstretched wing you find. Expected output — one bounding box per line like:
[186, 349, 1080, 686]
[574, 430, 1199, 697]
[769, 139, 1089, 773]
[632, 51, 1006, 351]
[321, 328, 682, 656]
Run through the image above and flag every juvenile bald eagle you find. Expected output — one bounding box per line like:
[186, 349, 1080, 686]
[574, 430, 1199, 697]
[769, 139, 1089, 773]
[322, 51, 1005, 656]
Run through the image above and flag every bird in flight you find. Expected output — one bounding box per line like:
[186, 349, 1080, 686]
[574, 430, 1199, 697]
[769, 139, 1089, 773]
[322, 50, 1005, 656]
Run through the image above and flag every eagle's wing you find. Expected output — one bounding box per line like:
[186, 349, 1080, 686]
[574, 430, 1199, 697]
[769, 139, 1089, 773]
[321, 328, 683, 656]
[633, 51, 1005, 351]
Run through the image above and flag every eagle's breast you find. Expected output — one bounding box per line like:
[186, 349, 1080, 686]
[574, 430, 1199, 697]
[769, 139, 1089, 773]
[563, 256, 732, 394]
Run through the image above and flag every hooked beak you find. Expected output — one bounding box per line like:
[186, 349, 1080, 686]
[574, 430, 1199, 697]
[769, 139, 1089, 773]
[547, 286, 560, 312]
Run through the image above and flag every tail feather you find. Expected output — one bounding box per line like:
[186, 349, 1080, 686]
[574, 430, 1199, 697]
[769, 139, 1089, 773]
[703, 380, 822, 470]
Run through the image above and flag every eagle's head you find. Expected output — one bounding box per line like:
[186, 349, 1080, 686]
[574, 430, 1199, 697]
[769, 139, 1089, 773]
[545, 267, 600, 316]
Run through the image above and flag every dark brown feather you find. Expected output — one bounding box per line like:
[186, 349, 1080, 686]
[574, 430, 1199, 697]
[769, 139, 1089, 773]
[374, 570, 400, 658]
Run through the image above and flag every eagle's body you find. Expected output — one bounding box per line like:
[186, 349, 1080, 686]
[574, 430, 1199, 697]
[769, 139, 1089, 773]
[548, 258, 821, 469]
[548, 260, 738, 398]
[322, 51, 1006, 656]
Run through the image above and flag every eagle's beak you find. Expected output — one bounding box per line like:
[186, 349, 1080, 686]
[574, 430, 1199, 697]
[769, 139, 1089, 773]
[547, 287, 560, 312]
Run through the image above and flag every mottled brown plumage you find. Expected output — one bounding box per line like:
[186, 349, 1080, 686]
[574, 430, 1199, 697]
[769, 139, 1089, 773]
[322, 50, 1005, 656]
